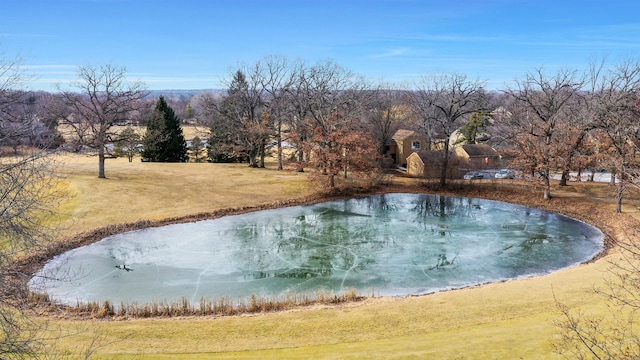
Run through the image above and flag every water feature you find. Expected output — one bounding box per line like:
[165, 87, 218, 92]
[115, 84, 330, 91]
[30, 193, 603, 306]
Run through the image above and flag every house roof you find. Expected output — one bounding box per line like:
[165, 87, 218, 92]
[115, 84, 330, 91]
[409, 150, 463, 166]
[409, 150, 444, 165]
[461, 144, 499, 157]
[392, 129, 416, 141]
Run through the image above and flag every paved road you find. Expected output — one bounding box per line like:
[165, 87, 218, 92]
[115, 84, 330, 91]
[551, 172, 614, 183]
[475, 169, 616, 183]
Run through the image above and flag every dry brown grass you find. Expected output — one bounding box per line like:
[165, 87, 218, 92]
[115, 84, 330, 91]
[44, 289, 363, 320]
[57, 124, 210, 141]
[34, 158, 640, 359]
[54, 153, 312, 233]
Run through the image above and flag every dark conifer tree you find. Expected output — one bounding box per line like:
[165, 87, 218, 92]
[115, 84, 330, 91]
[141, 96, 188, 162]
[206, 70, 265, 166]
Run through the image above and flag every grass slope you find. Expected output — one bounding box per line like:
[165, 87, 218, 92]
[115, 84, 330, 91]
[42, 154, 638, 359]
[55, 154, 311, 232]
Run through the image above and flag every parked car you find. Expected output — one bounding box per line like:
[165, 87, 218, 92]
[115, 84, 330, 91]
[463, 171, 485, 180]
[495, 169, 515, 179]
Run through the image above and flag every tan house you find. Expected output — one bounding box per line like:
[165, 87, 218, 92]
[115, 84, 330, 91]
[406, 150, 462, 178]
[388, 129, 429, 166]
[455, 144, 500, 169]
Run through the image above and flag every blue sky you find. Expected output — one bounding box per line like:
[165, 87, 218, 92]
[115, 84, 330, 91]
[2, 0, 639, 91]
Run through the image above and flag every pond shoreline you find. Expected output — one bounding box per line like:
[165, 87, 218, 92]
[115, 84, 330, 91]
[14, 181, 623, 319]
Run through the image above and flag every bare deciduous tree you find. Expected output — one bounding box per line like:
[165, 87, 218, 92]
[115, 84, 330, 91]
[593, 59, 640, 212]
[256, 55, 299, 170]
[59, 63, 147, 178]
[0, 51, 63, 359]
[413, 73, 489, 187]
[284, 60, 314, 172]
[366, 85, 408, 159]
[504, 68, 584, 199]
[554, 61, 608, 186]
[296, 61, 378, 189]
[190, 91, 222, 121]
[552, 60, 640, 357]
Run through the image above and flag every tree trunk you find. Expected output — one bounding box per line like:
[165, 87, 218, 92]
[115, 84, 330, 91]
[98, 146, 106, 178]
[259, 145, 265, 168]
[277, 121, 283, 170]
[616, 160, 626, 213]
[560, 169, 569, 186]
[296, 147, 305, 172]
[616, 183, 624, 213]
[248, 152, 258, 168]
[343, 148, 348, 179]
[543, 169, 551, 200]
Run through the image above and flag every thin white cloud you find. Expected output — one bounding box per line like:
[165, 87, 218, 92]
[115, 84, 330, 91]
[512, 39, 640, 49]
[20, 65, 77, 90]
[35, 78, 74, 84]
[408, 34, 499, 42]
[581, 23, 640, 38]
[23, 65, 74, 76]
[369, 48, 410, 59]
[509, 22, 640, 49]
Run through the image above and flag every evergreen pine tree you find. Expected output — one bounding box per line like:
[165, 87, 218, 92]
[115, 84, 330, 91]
[141, 96, 188, 162]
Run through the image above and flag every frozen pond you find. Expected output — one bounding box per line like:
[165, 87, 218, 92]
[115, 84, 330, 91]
[30, 193, 603, 306]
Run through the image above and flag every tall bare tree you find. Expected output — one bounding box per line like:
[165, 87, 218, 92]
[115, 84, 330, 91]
[553, 61, 607, 186]
[59, 63, 147, 178]
[296, 60, 377, 189]
[256, 55, 298, 170]
[413, 73, 488, 187]
[593, 59, 640, 212]
[366, 85, 408, 158]
[504, 68, 584, 199]
[0, 51, 63, 359]
[284, 60, 314, 172]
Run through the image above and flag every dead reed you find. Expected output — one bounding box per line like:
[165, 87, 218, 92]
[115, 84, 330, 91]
[30, 288, 367, 319]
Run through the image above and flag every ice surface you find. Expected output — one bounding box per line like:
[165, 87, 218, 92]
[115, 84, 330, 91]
[29, 194, 604, 306]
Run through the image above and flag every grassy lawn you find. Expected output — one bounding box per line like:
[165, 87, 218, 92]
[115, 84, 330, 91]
[37, 153, 638, 359]
[54, 153, 312, 233]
